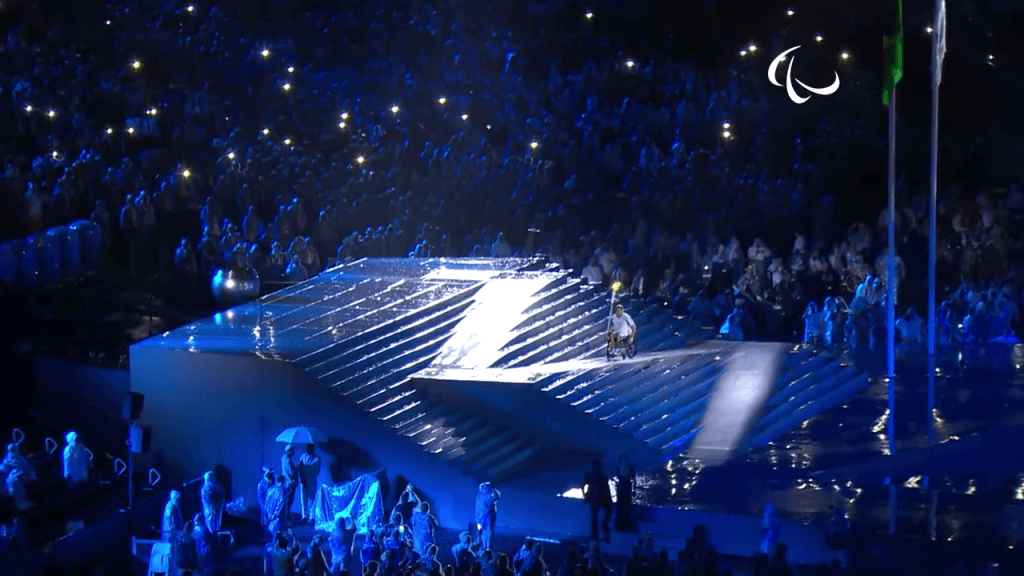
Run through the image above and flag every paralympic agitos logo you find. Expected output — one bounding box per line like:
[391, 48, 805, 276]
[768, 46, 840, 104]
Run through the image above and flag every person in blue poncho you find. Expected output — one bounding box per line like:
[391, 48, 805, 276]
[411, 501, 439, 556]
[200, 471, 225, 534]
[475, 482, 501, 552]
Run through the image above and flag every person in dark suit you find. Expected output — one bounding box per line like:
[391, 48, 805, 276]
[583, 461, 612, 542]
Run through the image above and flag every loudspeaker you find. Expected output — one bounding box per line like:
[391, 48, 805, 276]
[123, 392, 144, 420]
[128, 425, 152, 453]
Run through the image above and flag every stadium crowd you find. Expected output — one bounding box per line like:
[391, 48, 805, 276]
[1, 0, 1022, 573]
[1, 0, 1020, 351]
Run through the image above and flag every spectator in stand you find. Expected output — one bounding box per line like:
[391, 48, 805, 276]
[491, 233, 512, 258]
[582, 257, 604, 285]
[896, 307, 925, 344]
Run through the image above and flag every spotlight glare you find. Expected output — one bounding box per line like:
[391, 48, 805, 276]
[926, 27, 933, 34]
[787, 9, 794, 16]
[740, 50, 747, 56]
[47, 109, 55, 117]
[815, 35, 823, 42]
[262, 128, 270, 135]
[340, 112, 349, 120]
[182, 169, 191, 178]
[585, 11, 593, 19]
[227, 152, 235, 159]
[282, 83, 291, 91]
[105, 127, 113, 134]
[841, 52, 849, 60]
[131, 60, 141, 69]
[187, 4, 194, 12]
[287, 66, 294, 73]
[723, 122, 730, 129]
[283, 138, 291, 145]
[530, 141, 539, 149]
[391, 105, 399, 113]
[723, 130, 731, 138]
[625, 59, 635, 68]
[127, 127, 135, 134]
[438, 96, 446, 104]
[261, 49, 270, 58]
[24, 105, 31, 112]
[461, 114, 468, 120]
[51, 150, 58, 158]
[339, 122, 346, 129]
[356, 156, 365, 164]
[748, 44, 757, 52]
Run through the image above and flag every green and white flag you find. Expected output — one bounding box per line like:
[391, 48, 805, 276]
[883, 0, 904, 106]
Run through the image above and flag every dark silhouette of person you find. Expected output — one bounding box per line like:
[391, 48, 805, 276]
[583, 461, 612, 542]
[614, 454, 636, 532]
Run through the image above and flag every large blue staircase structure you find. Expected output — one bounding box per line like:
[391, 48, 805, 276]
[149, 258, 868, 483]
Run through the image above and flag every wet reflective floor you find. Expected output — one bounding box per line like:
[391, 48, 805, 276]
[639, 348, 1024, 544]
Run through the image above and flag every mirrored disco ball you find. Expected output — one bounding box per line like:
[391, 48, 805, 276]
[211, 267, 261, 307]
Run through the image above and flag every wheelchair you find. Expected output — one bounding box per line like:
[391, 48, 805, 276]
[606, 332, 637, 360]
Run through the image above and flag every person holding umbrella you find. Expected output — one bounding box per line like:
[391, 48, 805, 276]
[276, 426, 327, 524]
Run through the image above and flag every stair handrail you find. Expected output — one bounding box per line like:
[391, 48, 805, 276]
[11, 428, 24, 445]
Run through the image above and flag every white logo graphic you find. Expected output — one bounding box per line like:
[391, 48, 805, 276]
[768, 46, 840, 104]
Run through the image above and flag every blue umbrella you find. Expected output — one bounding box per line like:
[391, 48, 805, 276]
[276, 426, 326, 445]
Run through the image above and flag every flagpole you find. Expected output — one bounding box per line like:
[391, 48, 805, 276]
[886, 87, 897, 457]
[927, 0, 945, 451]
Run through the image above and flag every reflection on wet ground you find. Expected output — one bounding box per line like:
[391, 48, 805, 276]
[640, 349, 1024, 543]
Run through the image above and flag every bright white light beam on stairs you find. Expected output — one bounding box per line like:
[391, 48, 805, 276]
[688, 343, 786, 466]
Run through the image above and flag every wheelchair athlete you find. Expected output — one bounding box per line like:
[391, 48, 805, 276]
[607, 303, 636, 351]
